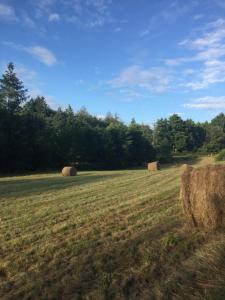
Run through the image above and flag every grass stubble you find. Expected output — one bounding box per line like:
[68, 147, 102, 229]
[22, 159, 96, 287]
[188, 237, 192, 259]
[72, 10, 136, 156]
[0, 158, 225, 299]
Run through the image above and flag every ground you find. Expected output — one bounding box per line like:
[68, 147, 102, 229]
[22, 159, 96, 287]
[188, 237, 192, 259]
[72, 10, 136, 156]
[0, 157, 225, 299]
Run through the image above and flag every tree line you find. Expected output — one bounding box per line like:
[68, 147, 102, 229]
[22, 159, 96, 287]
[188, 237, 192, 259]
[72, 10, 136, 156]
[0, 63, 225, 173]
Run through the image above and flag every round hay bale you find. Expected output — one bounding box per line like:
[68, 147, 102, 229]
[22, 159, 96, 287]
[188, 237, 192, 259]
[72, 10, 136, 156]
[180, 164, 225, 230]
[62, 166, 77, 176]
[148, 161, 160, 171]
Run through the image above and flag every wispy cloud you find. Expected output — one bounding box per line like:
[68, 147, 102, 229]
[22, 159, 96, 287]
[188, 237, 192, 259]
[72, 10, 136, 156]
[0, 3, 17, 21]
[25, 46, 57, 66]
[186, 60, 225, 90]
[179, 19, 225, 50]
[34, 0, 112, 28]
[16, 64, 38, 82]
[185, 96, 225, 109]
[12, 62, 60, 109]
[166, 18, 225, 90]
[109, 65, 172, 93]
[193, 14, 204, 21]
[139, 0, 198, 38]
[48, 13, 60, 22]
[113, 27, 122, 33]
[22, 12, 36, 29]
[213, 0, 225, 9]
[3, 41, 58, 66]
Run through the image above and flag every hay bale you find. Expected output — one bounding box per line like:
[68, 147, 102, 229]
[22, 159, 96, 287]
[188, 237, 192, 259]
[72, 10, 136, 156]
[148, 161, 160, 171]
[62, 166, 77, 176]
[180, 164, 225, 229]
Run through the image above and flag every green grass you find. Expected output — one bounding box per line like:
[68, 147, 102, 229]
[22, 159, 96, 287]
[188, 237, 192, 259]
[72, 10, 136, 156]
[0, 159, 225, 299]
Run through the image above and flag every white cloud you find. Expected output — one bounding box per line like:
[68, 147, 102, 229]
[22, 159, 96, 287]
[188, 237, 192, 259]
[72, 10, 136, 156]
[45, 95, 59, 109]
[0, 3, 17, 21]
[139, 1, 197, 37]
[34, 0, 112, 28]
[113, 27, 122, 33]
[115, 89, 146, 101]
[166, 23, 225, 66]
[39, 0, 56, 7]
[185, 60, 225, 89]
[48, 13, 60, 22]
[165, 46, 225, 65]
[109, 65, 172, 93]
[165, 18, 225, 90]
[213, 0, 225, 9]
[185, 96, 225, 109]
[3, 42, 57, 66]
[25, 46, 57, 66]
[193, 14, 204, 21]
[16, 65, 37, 82]
[160, 1, 195, 23]
[139, 29, 150, 38]
[183, 68, 195, 75]
[22, 13, 36, 29]
[179, 27, 225, 51]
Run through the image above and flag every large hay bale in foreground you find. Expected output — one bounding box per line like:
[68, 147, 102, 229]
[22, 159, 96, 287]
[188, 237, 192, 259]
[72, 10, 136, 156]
[180, 164, 225, 229]
[148, 161, 160, 171]
[62, 166, 77, 176]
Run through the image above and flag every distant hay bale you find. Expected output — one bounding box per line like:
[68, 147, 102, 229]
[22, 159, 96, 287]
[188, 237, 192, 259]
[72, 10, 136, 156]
[180, 164, 225, 230]
[148, 161, 160, 171]
[62, 166, 77, 176]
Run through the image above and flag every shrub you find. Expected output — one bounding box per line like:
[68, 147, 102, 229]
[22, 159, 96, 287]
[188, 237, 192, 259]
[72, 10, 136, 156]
[215, 149, 225, 161]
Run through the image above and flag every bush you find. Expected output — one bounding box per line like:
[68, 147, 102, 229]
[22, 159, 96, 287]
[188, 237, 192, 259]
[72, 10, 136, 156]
[215, 149, 225, 161]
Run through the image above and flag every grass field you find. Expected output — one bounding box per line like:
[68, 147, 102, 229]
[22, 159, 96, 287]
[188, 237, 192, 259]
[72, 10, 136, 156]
[0, 158, 225, 299]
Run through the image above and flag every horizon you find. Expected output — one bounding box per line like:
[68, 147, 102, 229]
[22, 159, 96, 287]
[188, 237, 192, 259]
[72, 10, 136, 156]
[1, 0, 225, 125]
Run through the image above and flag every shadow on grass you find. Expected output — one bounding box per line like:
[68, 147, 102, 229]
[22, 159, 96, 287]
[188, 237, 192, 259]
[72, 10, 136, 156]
[0, 173, 125, 199]
[2, 210, 222, 300]
[2, 215, 182, 299]
[172, 153, 202, 165]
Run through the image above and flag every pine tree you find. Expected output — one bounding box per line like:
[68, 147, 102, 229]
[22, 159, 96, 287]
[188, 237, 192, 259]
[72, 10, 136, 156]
[0, 62, 28, 113]
[0, 63, 28, 171]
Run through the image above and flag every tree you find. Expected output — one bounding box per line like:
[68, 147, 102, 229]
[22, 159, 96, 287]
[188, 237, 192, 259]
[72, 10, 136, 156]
[0, 62, 28, 113]
[127, 122, 155, 165]
[22, 97, 56, 170]
[0, 63, 28, 171]
[185, 119, 205, 151]
[168, 114, 188, 152]
[153, 118, 172, 160]
[23, 96, 53, 117]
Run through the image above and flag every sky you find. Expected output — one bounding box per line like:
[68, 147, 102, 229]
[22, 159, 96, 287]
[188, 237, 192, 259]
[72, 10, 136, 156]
[1, 0, 225, 124]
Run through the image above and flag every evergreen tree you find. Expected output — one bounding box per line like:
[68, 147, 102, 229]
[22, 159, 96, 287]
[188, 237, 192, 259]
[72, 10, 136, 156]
[0, 63, 28, 171]
[168, 114, 188, 152]
[0, 62, 28, 113]
[153, 118, 172, 160]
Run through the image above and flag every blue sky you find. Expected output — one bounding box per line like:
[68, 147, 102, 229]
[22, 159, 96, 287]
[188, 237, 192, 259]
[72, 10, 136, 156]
[1, 0, 225, 124]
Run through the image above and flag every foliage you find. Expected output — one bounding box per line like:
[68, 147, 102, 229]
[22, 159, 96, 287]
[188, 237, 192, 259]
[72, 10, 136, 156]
[0, 63, 225, 172]
[215, 149, 225, 161]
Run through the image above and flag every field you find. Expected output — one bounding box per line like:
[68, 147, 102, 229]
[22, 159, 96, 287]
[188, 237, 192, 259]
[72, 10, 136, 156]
[0, 158, 225, 300]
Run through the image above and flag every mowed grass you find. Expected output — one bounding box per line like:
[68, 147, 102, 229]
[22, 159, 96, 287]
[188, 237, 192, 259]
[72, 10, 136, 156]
[0, 160, 225, 299]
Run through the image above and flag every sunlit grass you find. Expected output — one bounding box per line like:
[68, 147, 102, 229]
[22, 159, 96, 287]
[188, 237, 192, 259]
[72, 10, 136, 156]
[0, 159, 225, 299]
